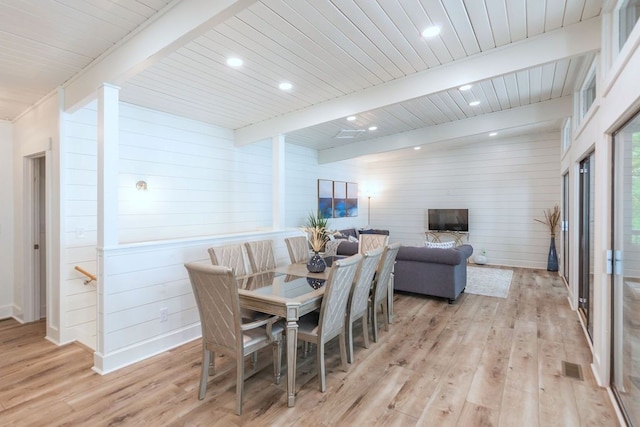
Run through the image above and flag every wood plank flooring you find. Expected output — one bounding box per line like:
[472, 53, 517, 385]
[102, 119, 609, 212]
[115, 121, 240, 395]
[0, 267, 620, 426]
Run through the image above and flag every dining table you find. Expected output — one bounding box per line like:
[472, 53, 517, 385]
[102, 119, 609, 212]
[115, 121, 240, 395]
[237, 264, 332, 407]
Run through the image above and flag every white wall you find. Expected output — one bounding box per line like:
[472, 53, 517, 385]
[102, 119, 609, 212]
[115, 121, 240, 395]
[0, 120, 13, 318]
[12, 93, 63, 344]
[60, 102, 367, 359]
[364, 133, 561, 269]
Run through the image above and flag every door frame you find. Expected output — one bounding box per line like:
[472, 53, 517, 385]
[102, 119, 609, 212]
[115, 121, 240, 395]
[22, 153, 49, 323]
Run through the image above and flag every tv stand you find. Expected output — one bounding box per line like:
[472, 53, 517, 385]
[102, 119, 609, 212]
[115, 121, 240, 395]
[425, 231, 469, 247]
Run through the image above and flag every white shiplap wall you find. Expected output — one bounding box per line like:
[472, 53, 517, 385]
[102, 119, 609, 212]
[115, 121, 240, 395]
[365, 133, 561, 268]
[62, 102, 367, 366]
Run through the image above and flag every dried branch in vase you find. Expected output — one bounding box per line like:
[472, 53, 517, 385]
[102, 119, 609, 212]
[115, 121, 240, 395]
[534, 205, 561, 237]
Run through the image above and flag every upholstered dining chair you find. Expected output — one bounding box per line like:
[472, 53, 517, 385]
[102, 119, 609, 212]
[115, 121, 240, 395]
[284, 236, 309, 264]
[358, 233, 389, 255]
[370, 242, 401, 343]
[297, 253, 362, 392]
[244, 240, 277, 273]
[208, 244, 248, 277]
[184, 262, 282, 415]
[345, 247, 384, 363]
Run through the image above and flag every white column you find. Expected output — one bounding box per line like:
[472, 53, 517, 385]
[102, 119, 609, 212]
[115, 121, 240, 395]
[97, 84, 119, 248]
[272, 134, 285, 229]
[95, 83, 119, 359]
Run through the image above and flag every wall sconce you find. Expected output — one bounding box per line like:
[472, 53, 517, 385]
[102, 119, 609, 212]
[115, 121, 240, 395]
[136, 180, 148, 191]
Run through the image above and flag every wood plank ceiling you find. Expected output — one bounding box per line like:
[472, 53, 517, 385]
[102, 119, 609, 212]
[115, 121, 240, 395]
[1, 0, 602, 153]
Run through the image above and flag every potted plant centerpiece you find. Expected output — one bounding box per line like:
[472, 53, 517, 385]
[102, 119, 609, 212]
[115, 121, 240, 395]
[535, 205, 561, 271]
[303, 212, 329, 273]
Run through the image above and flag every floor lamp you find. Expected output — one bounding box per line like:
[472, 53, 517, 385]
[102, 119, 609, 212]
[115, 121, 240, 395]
[367, 196, 372, 226]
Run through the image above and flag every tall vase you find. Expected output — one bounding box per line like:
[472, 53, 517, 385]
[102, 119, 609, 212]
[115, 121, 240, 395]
[307, 252, 327, 273]
[547, 236, 559, 272]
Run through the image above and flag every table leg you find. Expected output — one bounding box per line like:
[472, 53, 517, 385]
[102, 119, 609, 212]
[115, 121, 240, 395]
[285, 319, 298, 407]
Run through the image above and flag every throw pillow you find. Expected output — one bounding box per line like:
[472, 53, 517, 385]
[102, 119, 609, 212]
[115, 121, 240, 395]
[425, 241, 456, 249]
[348, 235, 359, 243]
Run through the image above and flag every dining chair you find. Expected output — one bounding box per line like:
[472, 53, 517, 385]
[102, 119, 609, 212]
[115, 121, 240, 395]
[370, 242, 401, 343]
[284, 235, 309, 264]
[208, 244, 248, 277]
[358, 233, 389, 255]
[244, 240, 277, 273]
[184, 262, 283, 415]
[345, 247, 384, 363]
[297, 253, 362, 392]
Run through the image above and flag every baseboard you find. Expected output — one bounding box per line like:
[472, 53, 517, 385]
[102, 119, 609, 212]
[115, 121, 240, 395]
[92, 324, 201, 375]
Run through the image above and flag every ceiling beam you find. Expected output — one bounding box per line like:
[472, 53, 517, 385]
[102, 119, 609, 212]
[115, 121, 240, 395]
[318, 96, 572, 163]
[63, 0, 257, 112]
[234, 17, 600, 146]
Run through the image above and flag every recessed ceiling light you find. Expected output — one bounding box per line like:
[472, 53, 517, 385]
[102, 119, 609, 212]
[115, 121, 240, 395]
[459, 84, 472, 91]
[279, 82, 293, 91]
[469, 101, 480, 106]
[414, 146, 421, 150]
[347, 116, 356, 121]
[226, 57, 243, 67]
[368, 126, 377, 131]
[489, 132, 498, 136]
[421, 26, 441, 38]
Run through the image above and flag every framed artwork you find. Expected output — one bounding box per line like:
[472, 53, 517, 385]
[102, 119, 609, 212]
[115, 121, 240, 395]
[346, 182, 358, 217]
[318, 179, 333, 218]
[333, 181, 347, 218]
[318, 179, 358, 219]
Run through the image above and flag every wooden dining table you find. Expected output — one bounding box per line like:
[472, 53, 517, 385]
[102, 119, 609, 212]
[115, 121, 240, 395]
[237, 265, 331, 407]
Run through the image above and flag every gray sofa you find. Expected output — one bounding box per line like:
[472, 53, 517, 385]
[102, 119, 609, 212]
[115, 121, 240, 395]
[393, 245, 473, 303]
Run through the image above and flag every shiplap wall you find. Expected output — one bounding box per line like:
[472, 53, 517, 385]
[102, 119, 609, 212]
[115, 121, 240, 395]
[0, 121, 13, 318]
[63, 102, 366, 364]
[365, 133, 561, 268]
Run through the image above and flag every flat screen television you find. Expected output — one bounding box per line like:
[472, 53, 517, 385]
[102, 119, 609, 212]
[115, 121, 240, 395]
[428, 209, 469, 232]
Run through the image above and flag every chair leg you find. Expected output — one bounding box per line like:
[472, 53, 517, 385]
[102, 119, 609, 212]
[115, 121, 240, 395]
[208, 351, 216, 376]
[199, 348, 210, 400]
[236, 356, 244, 415]
[251, 352, 258, 371]
[338, 333, 348, 372]
[317, 341, 326, 392]
[372, 303, 379, 343]
[346, 318, 354, 364]
[362, 315, 370, 349]
[272, 337, 282, 385]
[382, 298, 389, 332]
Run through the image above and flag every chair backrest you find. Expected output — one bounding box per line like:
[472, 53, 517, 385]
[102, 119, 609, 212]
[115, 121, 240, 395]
[208, 244, 248, 277]
[184, 262, 242, 356]
[358, 234, 389, 255]
[318, 253, 362, 339]
[349, 247, 384, 318]
[285, 236, 309, 264]
[244, 240, 277, 273]
[373, 242, 401, 305]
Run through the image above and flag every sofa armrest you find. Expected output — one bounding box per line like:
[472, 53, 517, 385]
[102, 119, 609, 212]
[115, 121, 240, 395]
[336, 240, 359, 256]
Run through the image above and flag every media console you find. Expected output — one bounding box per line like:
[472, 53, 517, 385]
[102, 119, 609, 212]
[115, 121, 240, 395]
[425, 230, 469, 247]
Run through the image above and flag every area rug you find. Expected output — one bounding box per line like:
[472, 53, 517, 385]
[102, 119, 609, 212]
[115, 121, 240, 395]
[466, 266, 513, 298]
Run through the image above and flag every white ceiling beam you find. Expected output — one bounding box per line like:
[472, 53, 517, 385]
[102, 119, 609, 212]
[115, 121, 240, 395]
[63, 0, 256, 112]
[235, 17, 600, 146]
[318, 96, 572, 163]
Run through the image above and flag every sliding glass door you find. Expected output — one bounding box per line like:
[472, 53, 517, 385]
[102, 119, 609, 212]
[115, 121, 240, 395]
[611, 110, 640, 426]
[578, 153, 595, 339]
[562, 172, 570, 282]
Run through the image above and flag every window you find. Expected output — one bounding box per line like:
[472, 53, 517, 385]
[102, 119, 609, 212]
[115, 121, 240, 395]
[562, 118, 572, 151]
[579, 63, 597, 118]
[617, 0, 640, 52]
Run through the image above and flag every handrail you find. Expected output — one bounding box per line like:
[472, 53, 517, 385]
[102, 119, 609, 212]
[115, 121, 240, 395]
[74, 266, 97, 285]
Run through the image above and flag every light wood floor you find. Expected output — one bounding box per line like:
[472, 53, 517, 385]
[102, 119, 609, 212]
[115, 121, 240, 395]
[0, 267, 620, 426]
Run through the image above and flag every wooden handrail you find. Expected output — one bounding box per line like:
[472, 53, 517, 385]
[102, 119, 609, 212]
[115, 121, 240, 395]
[74, 266, 97, 285]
